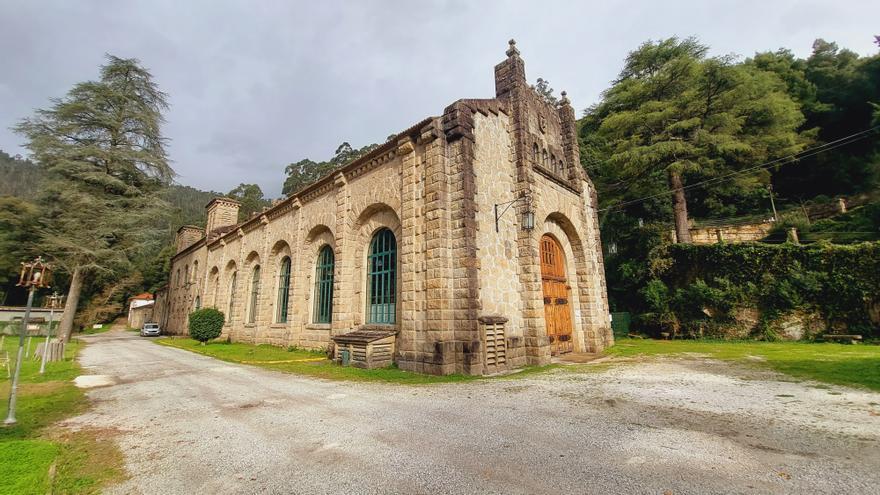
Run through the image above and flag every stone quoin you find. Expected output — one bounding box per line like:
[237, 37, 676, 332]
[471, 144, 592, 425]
[154, 41, 612, 375]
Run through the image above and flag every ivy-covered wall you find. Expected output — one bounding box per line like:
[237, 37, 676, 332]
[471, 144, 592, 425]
[637, 242, 880, 339]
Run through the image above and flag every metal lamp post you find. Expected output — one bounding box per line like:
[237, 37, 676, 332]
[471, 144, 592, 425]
[38, 291, 64, 375]
[4, 256, 52, 426]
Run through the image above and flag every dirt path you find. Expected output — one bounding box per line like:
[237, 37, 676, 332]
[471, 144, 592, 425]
[65, 332, 880, 494]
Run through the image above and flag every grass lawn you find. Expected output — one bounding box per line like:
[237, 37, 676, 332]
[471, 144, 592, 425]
[607, 339, 880, 391]
[0, 335, 124, 494]
[80, 323, 111, 335]
[157, 338, 556, 384]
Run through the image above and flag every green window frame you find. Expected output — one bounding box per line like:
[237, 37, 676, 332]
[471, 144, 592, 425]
[227, 271, 237, 322]
[313, 246, 334, 323]
[276, 257, 291, 323]
[248, 265, 261, 324]
[367, 228, 397, 324]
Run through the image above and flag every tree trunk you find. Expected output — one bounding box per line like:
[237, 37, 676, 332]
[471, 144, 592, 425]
[668, 170, 692, 243]
[57, 266, 84, 343]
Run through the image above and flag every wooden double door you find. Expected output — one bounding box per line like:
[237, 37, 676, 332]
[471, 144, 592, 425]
[541, 234, 574, 355]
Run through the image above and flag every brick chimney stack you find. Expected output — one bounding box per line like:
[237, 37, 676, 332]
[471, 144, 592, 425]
[175, 225, 204, 253]
[205, 197, 241, 237]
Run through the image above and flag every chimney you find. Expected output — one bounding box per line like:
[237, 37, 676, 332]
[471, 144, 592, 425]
[206, 197, 241, 237]
[176, 225, 205, 253]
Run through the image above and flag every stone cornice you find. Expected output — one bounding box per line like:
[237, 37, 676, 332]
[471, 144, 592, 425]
[202, 117, 434, 247]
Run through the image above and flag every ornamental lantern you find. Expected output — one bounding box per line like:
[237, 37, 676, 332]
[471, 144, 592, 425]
[17, 256, 52, 289]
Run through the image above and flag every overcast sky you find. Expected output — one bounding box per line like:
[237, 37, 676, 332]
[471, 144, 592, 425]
[1, 1, 877, 198]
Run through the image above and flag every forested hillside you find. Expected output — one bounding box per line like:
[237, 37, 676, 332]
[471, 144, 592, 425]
[581, 37, 880, 337]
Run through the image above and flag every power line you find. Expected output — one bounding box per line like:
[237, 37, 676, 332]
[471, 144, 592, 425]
[597, 125, 880, 213]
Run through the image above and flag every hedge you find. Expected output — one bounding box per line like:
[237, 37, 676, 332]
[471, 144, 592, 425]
[644, 241, 880, 338]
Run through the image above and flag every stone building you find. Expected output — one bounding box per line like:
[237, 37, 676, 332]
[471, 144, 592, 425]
[159, 41, 612, 375]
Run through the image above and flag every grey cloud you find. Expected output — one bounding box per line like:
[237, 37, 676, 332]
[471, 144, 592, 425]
[1, 0, 877, 197]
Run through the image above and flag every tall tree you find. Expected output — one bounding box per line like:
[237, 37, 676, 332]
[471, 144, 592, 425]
[281, 142, 378, 196]
[534, 78, 559, 106]
[227, 183, 270, 221]
[582, 38, 805, 242]
[15, 55, 173, 341]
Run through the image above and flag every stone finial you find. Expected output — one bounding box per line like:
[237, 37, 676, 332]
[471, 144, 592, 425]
[506, 39, 520, 57]
[560, 90, 570, 106]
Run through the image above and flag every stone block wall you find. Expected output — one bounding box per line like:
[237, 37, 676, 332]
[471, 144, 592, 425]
[159, 42, 612, 374]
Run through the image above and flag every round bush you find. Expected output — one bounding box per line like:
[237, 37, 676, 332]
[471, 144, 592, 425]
[188, 308, 225, 343]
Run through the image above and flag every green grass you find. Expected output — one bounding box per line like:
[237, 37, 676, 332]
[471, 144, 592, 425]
[157, 338, 558, 384]
[80, 323, 113, 335]
[0, 336, 124, 494]
[607, 339, 880, 391]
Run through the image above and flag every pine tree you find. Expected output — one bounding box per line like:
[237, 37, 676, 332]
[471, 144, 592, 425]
[15, 55, 174, 341]
[583, 38, 805, 242]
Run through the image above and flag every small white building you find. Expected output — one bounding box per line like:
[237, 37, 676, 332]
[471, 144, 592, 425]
[127, 293, 155, 329]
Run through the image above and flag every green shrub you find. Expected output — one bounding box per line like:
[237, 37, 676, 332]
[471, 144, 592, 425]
[188, 308, 225, 343]
[659, 242, 880, 337]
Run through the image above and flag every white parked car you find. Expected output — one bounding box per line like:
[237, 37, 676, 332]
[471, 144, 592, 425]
[140, 323, 161, 337]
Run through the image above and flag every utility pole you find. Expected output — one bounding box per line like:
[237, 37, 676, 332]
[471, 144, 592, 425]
[768, 184, 779, 222]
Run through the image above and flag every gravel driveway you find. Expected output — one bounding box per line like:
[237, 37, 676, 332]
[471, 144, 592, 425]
[65, 331, 880, 494]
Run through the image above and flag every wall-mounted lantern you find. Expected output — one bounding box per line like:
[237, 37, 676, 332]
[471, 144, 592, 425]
[494, 193, 535, 233]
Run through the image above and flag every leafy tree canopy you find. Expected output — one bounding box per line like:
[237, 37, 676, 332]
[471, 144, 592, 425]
[282, 142, 378, 196]
[227, 183, 270, 222]
[14, 54, 174, 340]
[582, 37, 805, 243]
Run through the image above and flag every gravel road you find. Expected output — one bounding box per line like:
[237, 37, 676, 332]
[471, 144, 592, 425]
[65, 330, 880, 494]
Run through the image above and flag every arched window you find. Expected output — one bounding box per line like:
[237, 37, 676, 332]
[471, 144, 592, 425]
[276, 257, 291, 323]
[227, 271, 237, 322]
[532, 143, 539, 164]
[194, 296, 201, 311]
[184, 265, 190, 285]
[210, 269, 220, 307]
[367, 228, 397, 324]
[313, 246, 334, 323]
[175, 269, 180, 287]
[248, 265, 261, 324]
[550, 153, 557, 173]
[192, 260, 199, 283]
[542, 148, 549, 168]
[558, 159, 565, 174]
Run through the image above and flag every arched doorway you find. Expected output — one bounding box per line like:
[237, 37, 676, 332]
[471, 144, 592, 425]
[540, 234, 573, 355]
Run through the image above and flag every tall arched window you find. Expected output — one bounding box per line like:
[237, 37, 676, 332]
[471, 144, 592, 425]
[550, 153, 557, 173]
[227, 271, 237, 322]
[313, 246, 334, 323]
[176, 269, 180, 287]
[184, 265, 190, 286]
[367, 228, 397, 324]
[532, 143, 539, 164]
[194, 296, 201, 311]
[192, 260, 199, 283]
[542, 148, 549, 168]
[210, 269, 220, 307]
[248, 265, 261, 324]
[276, 257, 291, 323]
